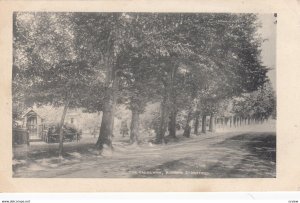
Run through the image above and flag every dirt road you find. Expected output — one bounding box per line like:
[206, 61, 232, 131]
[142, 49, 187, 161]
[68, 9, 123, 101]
[13, 124, 276, 178]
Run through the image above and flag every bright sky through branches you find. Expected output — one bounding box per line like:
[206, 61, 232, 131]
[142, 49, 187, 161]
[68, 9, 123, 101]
[258, 13, 276, 89]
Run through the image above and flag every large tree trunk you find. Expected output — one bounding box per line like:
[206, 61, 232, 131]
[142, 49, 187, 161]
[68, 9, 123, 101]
[168, 65, 178, 139]
[96, 65, 118, 151]
[156, 94, 168, 144]
[209, 113, 216, 132]
[194, 111, 200, 135]
[225, 117, 229, 127]
[130, 109, 140, 144]
[96, 102, 114, 150]
[183, 111, 193, 137]
[168, 110, 177, 138]
[111, 100, 116, 138]
[96, 92, 117, 151]
[202, 115, 207, 133]
[233, 116, 236, 127]
[58, 99, 70, 158]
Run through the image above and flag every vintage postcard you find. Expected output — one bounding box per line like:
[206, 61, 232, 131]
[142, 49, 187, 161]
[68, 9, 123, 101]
[0, 0, 300, 192]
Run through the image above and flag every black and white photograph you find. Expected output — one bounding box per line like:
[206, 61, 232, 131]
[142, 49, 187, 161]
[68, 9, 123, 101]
[12, 12, 277, 178]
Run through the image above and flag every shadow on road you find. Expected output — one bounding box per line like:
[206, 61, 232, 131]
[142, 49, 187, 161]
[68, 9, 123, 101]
[131, 132, 276, 178]
[219, 132, 276, 162]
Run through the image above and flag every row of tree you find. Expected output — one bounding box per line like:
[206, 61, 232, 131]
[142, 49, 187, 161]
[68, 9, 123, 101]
[13, 12, 275, 156]
[155, 79, 275, 137]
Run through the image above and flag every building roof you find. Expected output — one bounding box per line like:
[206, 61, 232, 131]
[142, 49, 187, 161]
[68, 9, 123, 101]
[23, 106, 65, 124]
[23, 106, 96, 126]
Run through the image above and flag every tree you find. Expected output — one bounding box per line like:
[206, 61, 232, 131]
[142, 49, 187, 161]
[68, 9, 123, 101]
[136, 14, 217, 142]
[13, 12, 96, 157]
[117, 51, 160, 144]
[187, 14, 269, 134]
[14, 12, 271, 154]
[232, 80, 276, 123]
[72, 13, 137, 151]
[119, 13, 267, 142]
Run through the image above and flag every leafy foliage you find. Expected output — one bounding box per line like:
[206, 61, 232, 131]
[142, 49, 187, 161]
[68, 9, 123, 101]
[232, 81, 276, 119]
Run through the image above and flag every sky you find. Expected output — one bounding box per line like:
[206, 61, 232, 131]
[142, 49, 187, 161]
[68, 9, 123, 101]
[257, 13, 277, 89]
